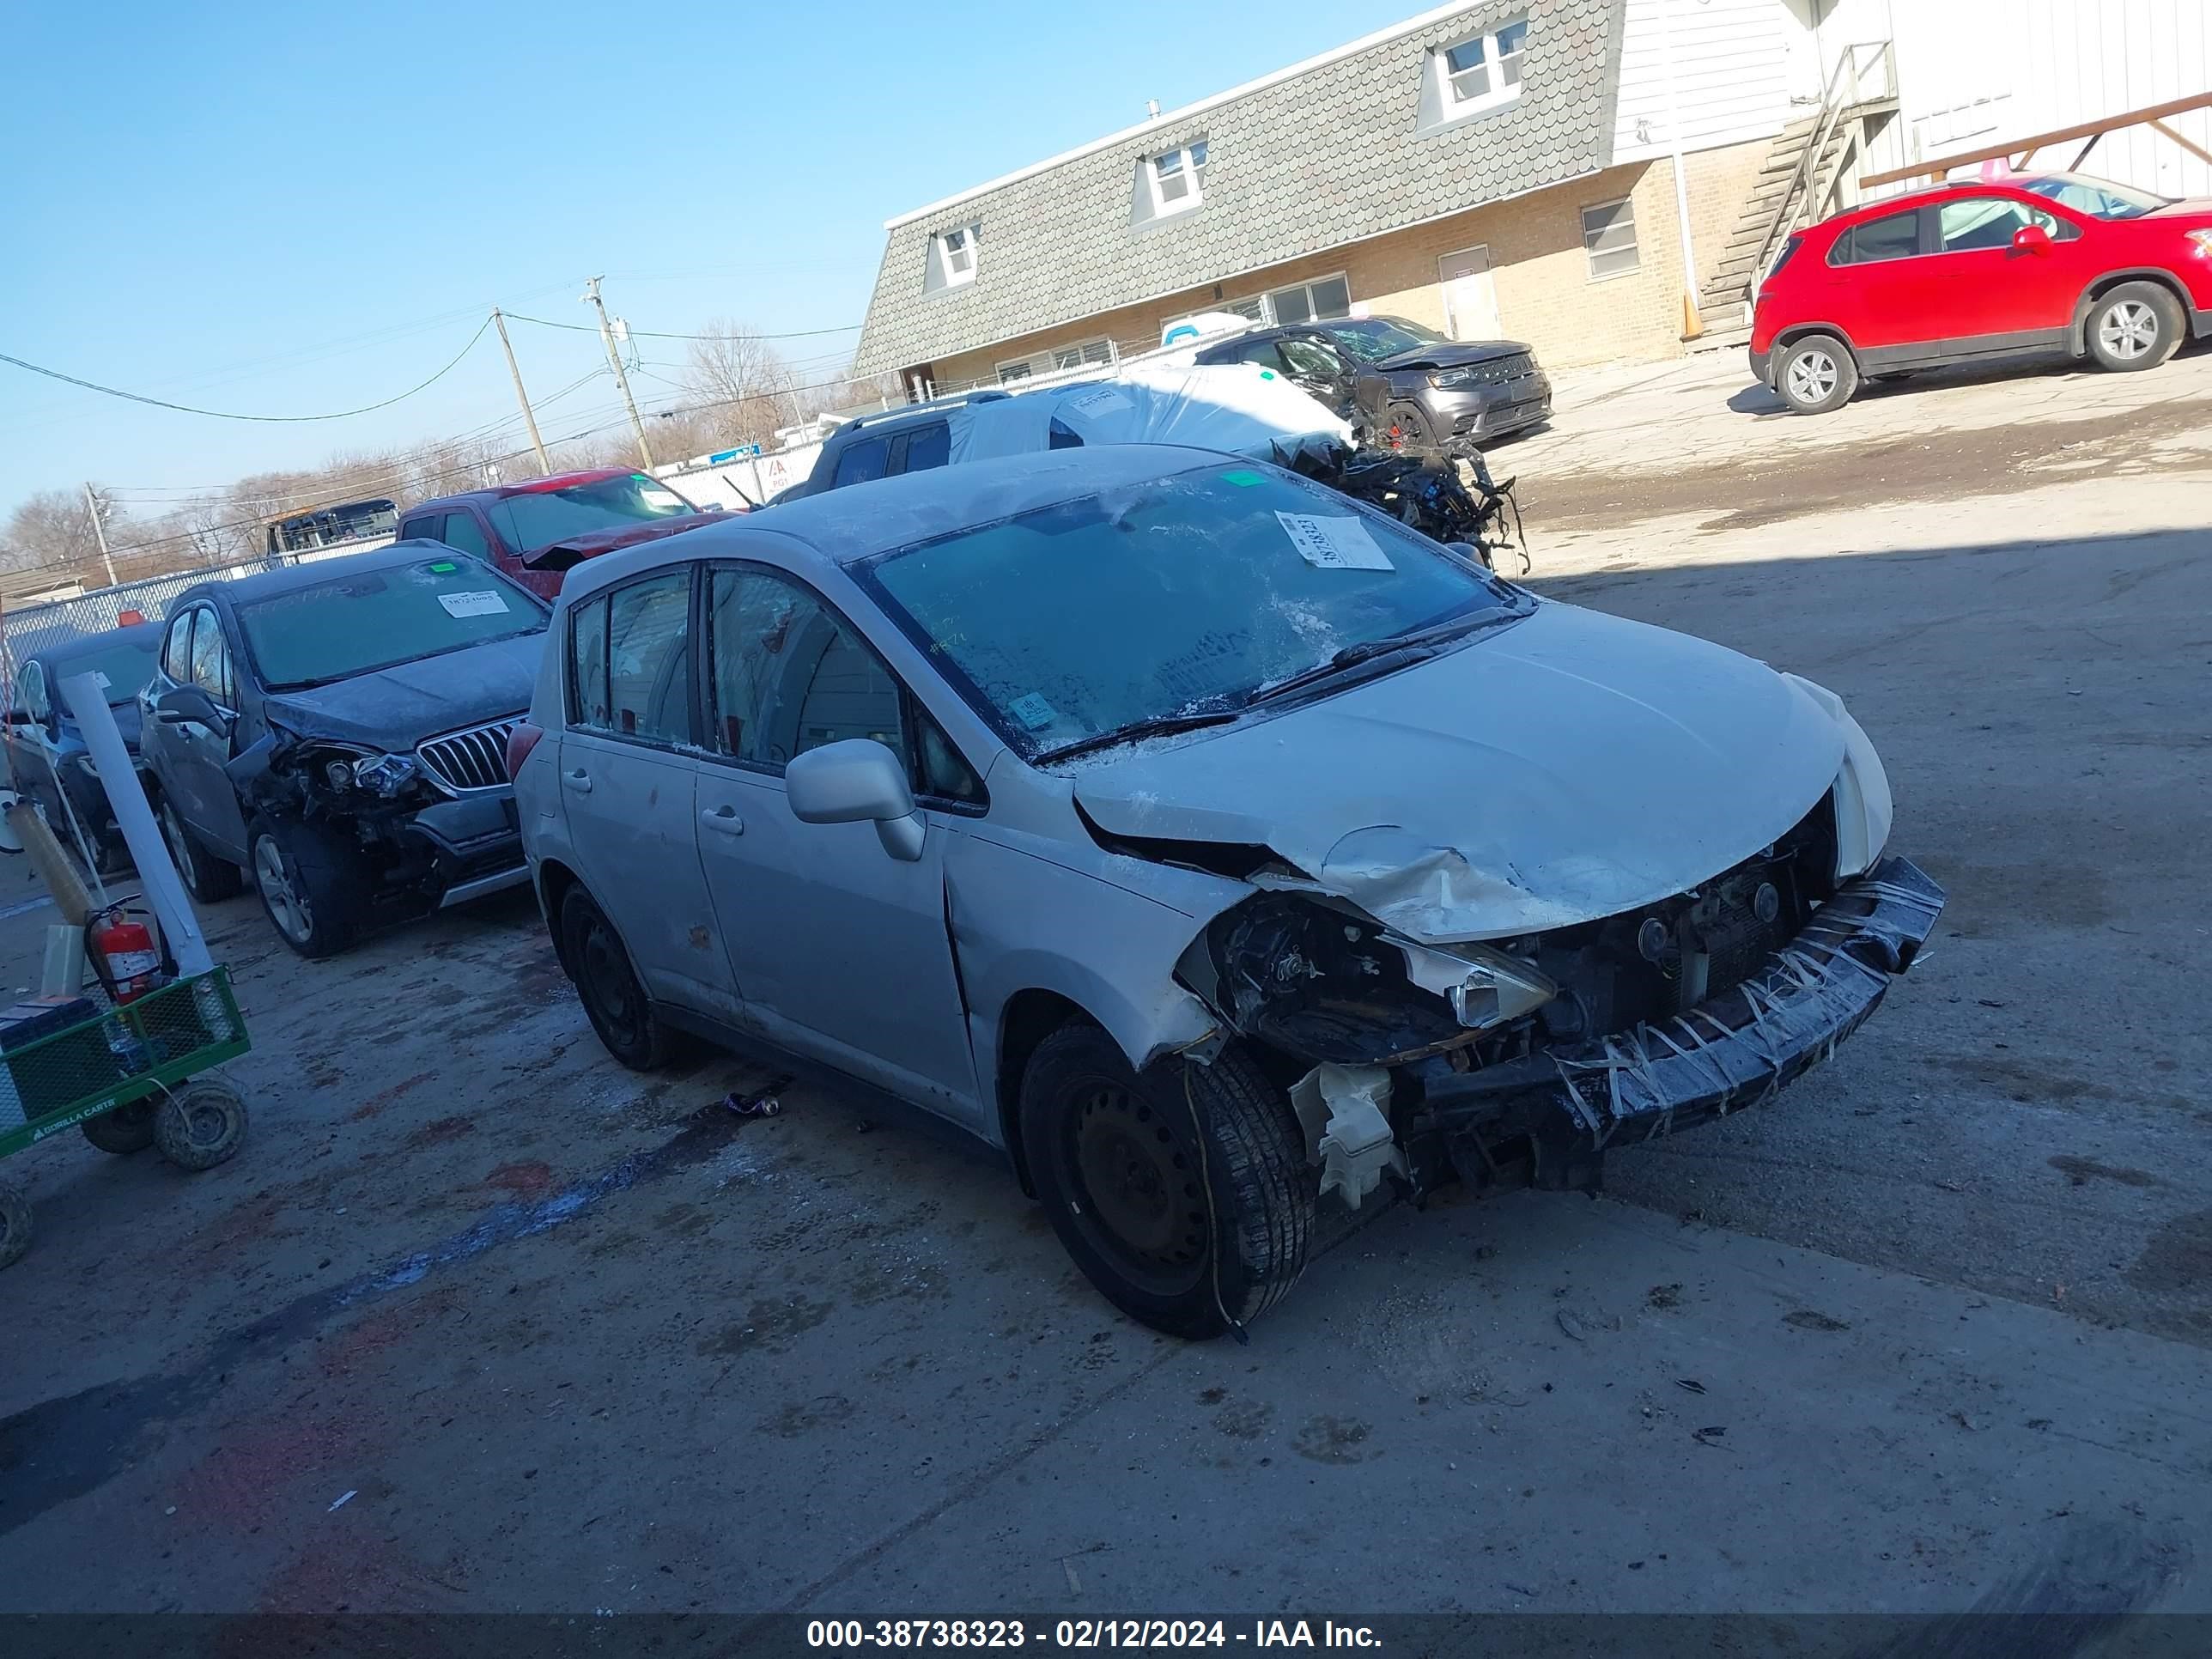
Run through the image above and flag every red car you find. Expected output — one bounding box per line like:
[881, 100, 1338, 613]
[398, 469, 731, 601]
[1750, 172, 2212, 414]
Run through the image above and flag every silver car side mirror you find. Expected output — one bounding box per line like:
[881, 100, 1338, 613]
[785, 739, 926, 861]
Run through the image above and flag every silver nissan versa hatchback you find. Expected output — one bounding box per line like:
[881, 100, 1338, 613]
[512, 445, 1942, 1338]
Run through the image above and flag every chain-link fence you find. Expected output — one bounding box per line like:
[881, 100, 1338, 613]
[0, 555, 291, 668]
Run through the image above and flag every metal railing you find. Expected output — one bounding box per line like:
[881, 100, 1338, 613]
[1741, 41, 1898, 306]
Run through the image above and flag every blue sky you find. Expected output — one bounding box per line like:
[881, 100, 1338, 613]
[0, 0, 1419, 531]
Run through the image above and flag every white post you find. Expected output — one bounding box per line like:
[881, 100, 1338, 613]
[1656, 0, 1704, 335]
[57, 673, 215, 977]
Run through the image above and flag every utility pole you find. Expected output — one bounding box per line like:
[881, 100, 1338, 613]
[581, 276, 654, 469]
[491, 308, 552, 475]
[82, 483, 118, 587]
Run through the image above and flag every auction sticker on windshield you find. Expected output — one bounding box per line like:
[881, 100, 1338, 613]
[438, 590, 510, 619]
[1275, 512, 1393, 571]
[1065, 386, 1133, 420]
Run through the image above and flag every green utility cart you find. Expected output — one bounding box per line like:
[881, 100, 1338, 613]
[0, 966, 252, 1268]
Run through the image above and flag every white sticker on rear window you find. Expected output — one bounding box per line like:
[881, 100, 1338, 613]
[1274, 512, 1394, 571]
[1065, 386, 1133, 421]
[438, 590, 509, 619]
[1009, 692, 1058, 731]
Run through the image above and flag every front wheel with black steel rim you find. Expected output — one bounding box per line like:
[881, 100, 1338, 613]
[82, 1097, 158, 1154]
[2086, 283, 2182, 373]
[249, 817, 365, 958]
[1020, 1025, 1313, 1339]
[155, 1077, 248, 1171]
[0, 1183, 29, 1269]
[559, 885, 672, 1071]
[1776, 333, 1858, 415]
[161, 797, 242, 902]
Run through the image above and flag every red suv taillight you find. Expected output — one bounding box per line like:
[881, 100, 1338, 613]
[504, 720, 544, 781]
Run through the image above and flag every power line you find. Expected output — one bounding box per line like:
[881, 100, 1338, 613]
[504, 313, 861, 343]
[24, 362, 870, 574]
[0, 317, 494, 423]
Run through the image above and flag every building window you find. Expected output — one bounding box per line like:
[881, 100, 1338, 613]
[998, 337, 1118, 385]
[1262, 273, 1352, 325]
[1053, 338, 1116, 372]
[1148, 140, 1208, 216]
[1439, 16, 1528, 113]
[1580, 198, 1639, 279]
[936, 226, 977, 288]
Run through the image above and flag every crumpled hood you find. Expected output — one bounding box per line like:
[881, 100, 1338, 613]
[1373, 338, 1534, 374]
[523, 513, 725, 571]
[1069, 601, 1846, 942]
[263, 632, 544, 749]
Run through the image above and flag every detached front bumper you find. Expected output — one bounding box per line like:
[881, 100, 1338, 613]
[404, 793, 528, 905]
[1409, 856, 1944, 1167]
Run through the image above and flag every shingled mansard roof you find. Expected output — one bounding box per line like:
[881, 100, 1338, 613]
[854, 0, 1626, 377]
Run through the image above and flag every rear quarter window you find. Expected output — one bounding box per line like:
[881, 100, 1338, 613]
[1831, 210, 1922, 265]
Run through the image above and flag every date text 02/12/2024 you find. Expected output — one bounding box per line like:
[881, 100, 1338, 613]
[806, 1621, 1383, 1649]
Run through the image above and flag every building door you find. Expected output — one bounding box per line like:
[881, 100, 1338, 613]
[1439, 246, 1503, 342]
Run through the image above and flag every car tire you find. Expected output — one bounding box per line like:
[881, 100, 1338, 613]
[1021, 1024, 1313, 1339]
[2085, 283, 2183, 373]
[154, 1078, 249, 1171]
[0, 1183, 30, 1270]
[1390, 404, 1444, 455]
[558, 885, 673, 1071]
[82, 1097, 158, 1155]
[248, 816, 364, 958]
[1776, 333, 1859, 414]
[161, 797, 242, 902]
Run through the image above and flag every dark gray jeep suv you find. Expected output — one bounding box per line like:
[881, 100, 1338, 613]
[140, 543, 550, 957]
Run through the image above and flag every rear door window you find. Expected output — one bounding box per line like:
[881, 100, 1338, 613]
[435, 512, 492, 559]
[1833, 210, 1923, 265]
[830, 436, 892, 489]
[399, 514, 444, 544]
[606, 572, 693, 744]
[894, 422, 950, 476]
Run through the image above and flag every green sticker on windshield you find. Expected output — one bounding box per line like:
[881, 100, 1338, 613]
[1220, 469, 1264, 487]
[427, 560, 459, 573]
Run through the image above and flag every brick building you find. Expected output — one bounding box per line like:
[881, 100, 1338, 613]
[852, 0, 1892, 398]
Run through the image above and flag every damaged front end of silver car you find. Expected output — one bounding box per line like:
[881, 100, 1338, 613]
[1158, 793, 1945, 1209]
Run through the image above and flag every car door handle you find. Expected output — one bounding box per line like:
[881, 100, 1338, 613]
[699, 805, 744, 835]
[563, 769, 592, 794]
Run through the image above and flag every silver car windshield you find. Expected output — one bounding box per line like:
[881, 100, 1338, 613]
[861, 465, 1522, 759]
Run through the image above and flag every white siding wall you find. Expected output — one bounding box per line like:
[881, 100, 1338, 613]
[1613, 0, 1797, 162]
[1892, 0, 2212, 198]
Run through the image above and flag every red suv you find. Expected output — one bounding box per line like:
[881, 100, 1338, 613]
[1750, 172, 2212, 414]
[398, 469, 727, 601]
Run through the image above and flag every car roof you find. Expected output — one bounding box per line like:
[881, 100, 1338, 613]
[27, 621, 162, 665]
[178, 539, 505, 608]
[410, 467, 638, 512]
[562, 445, 1223, 601]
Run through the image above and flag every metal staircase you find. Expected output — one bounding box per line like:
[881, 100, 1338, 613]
[1693, 42, 1899, 349]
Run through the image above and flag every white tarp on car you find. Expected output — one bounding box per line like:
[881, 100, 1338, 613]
[948, 362, 1352, 467]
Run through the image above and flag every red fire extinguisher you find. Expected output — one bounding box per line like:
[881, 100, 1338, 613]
[92, 910, 162, 1003]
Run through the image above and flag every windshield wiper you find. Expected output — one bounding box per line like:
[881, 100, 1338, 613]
[1248, 609, 1515, 707]
[1034, 708, 1243, 764]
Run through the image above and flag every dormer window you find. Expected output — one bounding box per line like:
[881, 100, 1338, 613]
[1147, 139, 1208, 216]
[937, 226, 976, 286]
[1438, 16, 1527, 113]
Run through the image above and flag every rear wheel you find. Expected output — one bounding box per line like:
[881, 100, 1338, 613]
[249, 817, 364, 958]
[82, 1097, 158, 1154]
[1020, 1025, 1313, 1338]
[1776, 333, 1859, 415]
[161, 797, 241, 902]
[0, 1184, 28, 1269]
[559, 885, 672, 1070]
[2086, 283, 2182, 373]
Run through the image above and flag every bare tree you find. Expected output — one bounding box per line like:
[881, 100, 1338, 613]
[681, 321, 799, 450]
[1, 489, 117, 577]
